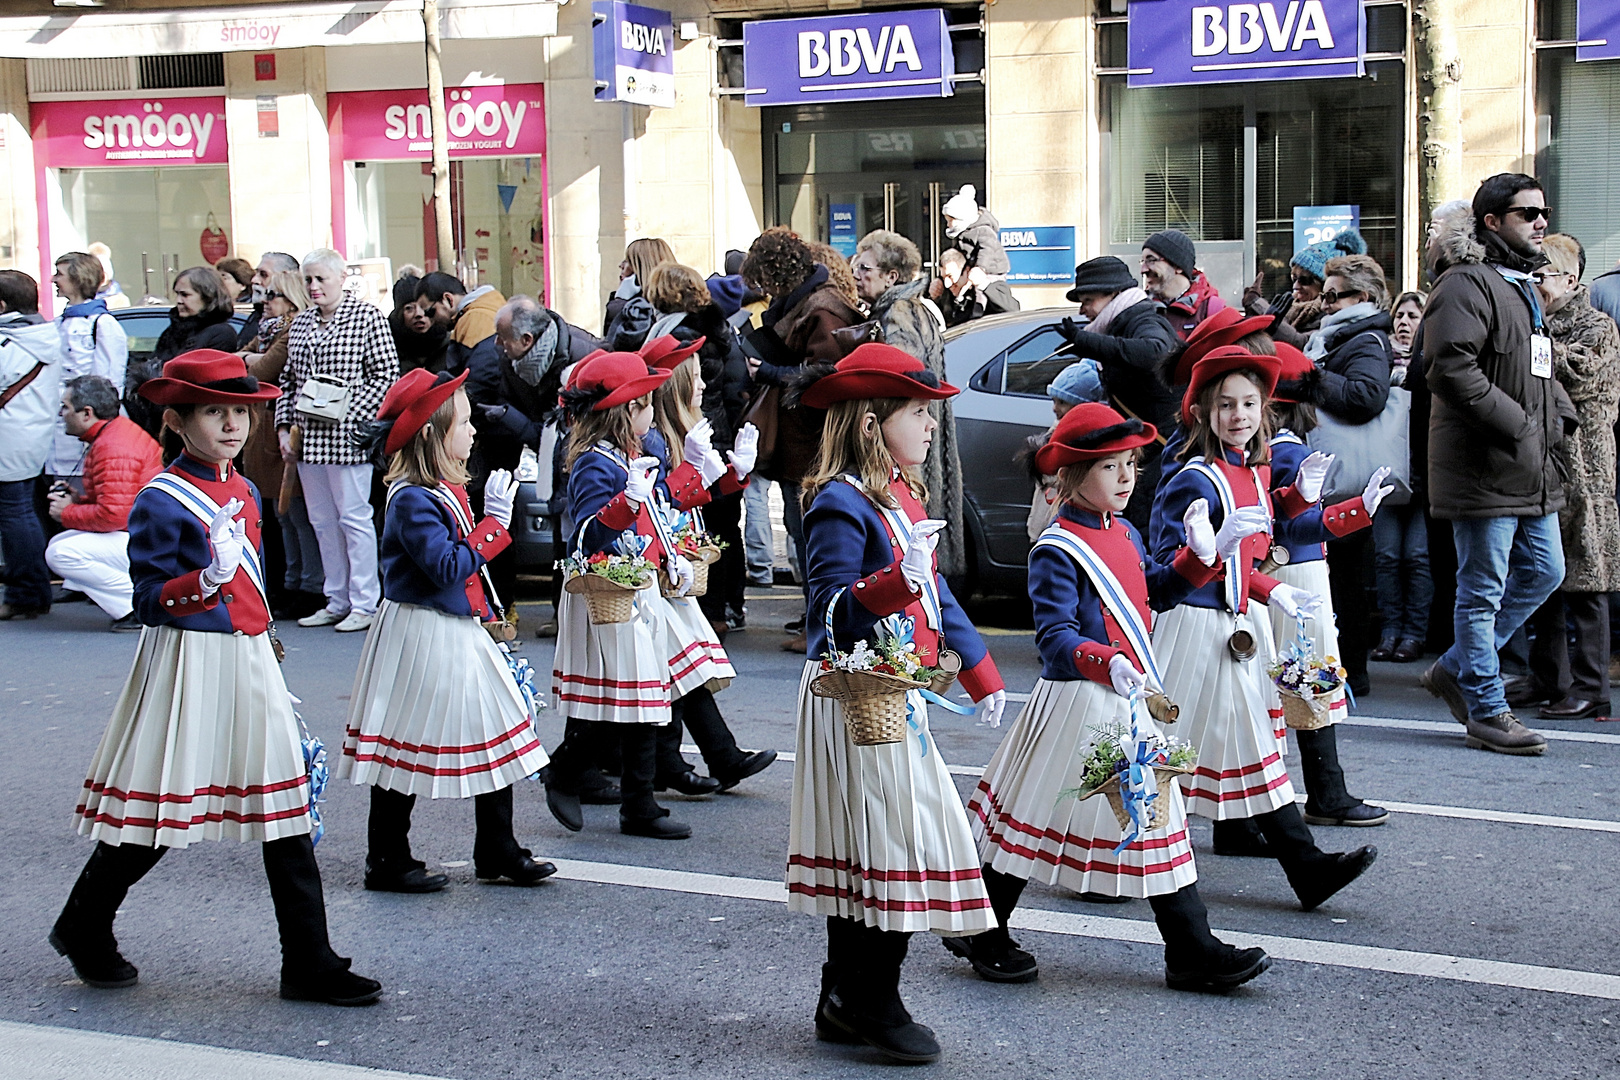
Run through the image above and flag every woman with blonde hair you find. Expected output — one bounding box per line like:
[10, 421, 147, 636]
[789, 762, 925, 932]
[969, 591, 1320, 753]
[605, 236, 676, 334]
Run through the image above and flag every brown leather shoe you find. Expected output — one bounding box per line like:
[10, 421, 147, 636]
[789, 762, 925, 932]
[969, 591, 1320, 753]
[1420, 662, 1469, 725]
[1539, 696, 1606, 720]
[780, 633, 807, 654]
[1464, 711, 1547, 755]
[1391, 639, 1424, 663]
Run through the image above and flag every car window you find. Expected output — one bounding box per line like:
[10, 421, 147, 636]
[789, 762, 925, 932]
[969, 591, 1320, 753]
[1001, 327, 1073, 397]
[116, 315, 171, 359]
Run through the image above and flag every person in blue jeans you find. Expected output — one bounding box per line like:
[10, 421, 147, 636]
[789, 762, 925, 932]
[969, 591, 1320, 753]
[1371, 291, 1433, 664]
[0, 270, 66, 620]
[1418, 173, 1577, 755]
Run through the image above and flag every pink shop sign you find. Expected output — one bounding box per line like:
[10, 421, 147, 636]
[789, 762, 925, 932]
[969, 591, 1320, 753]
[31, 97, 229, 167]
[329, 83, 547, 161]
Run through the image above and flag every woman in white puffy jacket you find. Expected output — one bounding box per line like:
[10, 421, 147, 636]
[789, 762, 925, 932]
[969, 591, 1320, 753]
[51, 251, 128, 477]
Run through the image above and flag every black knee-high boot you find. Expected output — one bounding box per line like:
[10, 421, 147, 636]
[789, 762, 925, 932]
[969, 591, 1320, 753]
[1253, 802, 1378, 911]
[678, 686, 777, 789]
[1148, 883, 1271, 991]
[473, 785, 556, 885]
[50, 841, 167, 987]
[1296, 726, 1387, 825]
[265, 834, 383, 1006]
[1211, 816, 1271, 857]
[943, 866, 1039, 982]
[364, 787, 446, 892]
[823, 920, 940, 1063]
[619, 724, 691, 839]
[653, 715, 720, 795]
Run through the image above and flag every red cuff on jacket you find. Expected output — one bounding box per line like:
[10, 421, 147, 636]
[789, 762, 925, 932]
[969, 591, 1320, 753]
[1322, 496, 1372, 537]
[1249, 571, 1280, 604]
[714, 468, 749, 497]
[665, 461, 710, 511]
[1074, 641, 1125, 687]
[850, 561, 920, 617]
[159, 570, 221, 614]
[959, 653, 1005, 701]
[468, 516, 512, 560]
[1273, 484, 1313, 519]
[1171, 545, 1219, 588]
[596, 492, 638, 532]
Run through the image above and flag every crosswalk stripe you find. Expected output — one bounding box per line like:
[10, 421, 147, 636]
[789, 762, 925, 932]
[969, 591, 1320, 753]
[549, 858, 1620, 1002]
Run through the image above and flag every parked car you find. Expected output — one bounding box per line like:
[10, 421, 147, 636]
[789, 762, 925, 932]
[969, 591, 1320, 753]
[944, 306, 1084, 598]
[112, 305, 249, 371]
[511, 443, 557, 572]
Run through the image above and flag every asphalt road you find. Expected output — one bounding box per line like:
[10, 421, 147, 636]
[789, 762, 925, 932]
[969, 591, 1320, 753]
[2, 587, 1619, 1079]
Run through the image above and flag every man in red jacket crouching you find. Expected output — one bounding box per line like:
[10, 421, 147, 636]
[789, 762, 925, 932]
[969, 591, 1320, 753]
[45, 375, 162, 631]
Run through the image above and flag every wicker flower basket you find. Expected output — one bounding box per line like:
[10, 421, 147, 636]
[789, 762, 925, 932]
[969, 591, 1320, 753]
[1079, 765, 1194, 834]
[659, 560, 711, 599]
[812, 668, 928, 746]
[564, 571, 649, 624]
[1279, 686, 1336, 730]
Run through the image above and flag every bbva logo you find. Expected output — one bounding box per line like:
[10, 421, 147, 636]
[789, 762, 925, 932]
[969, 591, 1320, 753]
[621, 20, 667, 56]
[798, 24, 924, 78]
[1191, 1, 1337, 57]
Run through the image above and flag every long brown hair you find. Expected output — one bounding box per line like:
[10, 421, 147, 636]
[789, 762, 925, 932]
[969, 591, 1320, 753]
[652, 358, 702, 465]
[566, 397, 646, 467]
[1177, 368, 1272, 466]
[800, 397, 927, 511]
[384, 390, 469, 487]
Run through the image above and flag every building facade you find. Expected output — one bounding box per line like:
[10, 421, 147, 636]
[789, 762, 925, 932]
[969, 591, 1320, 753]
[0, 0, 1603, 332]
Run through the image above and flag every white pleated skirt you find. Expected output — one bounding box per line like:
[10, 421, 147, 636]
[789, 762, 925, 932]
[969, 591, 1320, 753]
[337, 600, 549, 799]
[969, 678, 1198, 898]
[75, 625, 312, 849]
[1267, 560, 1347, 728]
[785, 661, 994, 936]
[1152, 604, 1295, 820]
[552, 586, 672, 724]
[650, 593, 735, 696]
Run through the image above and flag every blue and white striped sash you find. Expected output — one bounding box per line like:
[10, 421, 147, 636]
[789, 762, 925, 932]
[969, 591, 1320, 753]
[842, 476, 943, 632]
[1182, 457, 1270, 613]
[1033, 525, 1163, 689]
[144, 471, 268, 606]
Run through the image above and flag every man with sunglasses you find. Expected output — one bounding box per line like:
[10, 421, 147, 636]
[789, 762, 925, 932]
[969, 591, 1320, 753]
[1420, 172, 1578, 756]
[236, 251, 299, 350]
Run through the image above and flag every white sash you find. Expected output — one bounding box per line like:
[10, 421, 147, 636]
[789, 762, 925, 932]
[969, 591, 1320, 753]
[1270, 429, 1304, 447]
[591, 443, 679, 568]
[1034, 524, 1163, 689]
[143, 471, 268, 607]
[1182, 456, 1270, 614]
[842, 475, 943, 631]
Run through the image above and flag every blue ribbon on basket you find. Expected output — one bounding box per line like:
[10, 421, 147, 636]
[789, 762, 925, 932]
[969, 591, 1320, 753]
[1293, 611, 1352, 708]
[876, 614, 975, 757]
[1112, 691, 1169, 855]
[291, 700, 328, 846]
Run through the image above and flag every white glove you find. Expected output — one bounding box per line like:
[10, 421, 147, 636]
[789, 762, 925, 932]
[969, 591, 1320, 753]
[976, 688, 1007, 729]
[1269, 582, 1323, 620]
[1362, 466, 1395, 515]
[900, 519, 946, 593]
[682, 418, 714, 468]
[483, 468, 518, 529]
[1295, 451, 1335, 503]
[1215, 505, 1271, 564]
[624, 456, 659, 507]
[202, 498, 247, 590]
[667, 554, 695, 596]
[698, 448, 728, 488]
[1108, 653, 1147, 699]
[728, 422, 760, 478]
[1182, 498, 1216, 565]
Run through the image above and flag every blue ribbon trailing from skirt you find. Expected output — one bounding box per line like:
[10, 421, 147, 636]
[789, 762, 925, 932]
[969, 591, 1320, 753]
[880, 614, 974, 757]
[1112, 691, 1171, 855]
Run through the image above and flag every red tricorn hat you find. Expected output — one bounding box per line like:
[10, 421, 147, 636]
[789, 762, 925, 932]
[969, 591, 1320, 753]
[1035, 402, 1159, 474]
[641, 334, 706, 371]
[375, 368, 469, 456]
[1181, 345, 1282, 426]
[1270, 342, 1320, 405]
[1170, 307, 1276, 386]
[563, 351, 672, 413]
[798, 343, 959, 409]
[137, 349, 283, 405]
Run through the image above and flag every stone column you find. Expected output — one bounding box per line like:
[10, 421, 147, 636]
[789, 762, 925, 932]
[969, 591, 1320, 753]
[223, 47, 332, 262]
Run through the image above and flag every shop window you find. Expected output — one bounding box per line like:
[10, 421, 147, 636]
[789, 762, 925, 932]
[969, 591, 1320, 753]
[1104, 83, 1243, 244]
[1536, 4, 1620, 276]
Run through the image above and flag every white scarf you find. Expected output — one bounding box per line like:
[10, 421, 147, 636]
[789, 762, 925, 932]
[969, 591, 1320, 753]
[1304, 300, 1380, 360]
[1086, 287, 1150, 336]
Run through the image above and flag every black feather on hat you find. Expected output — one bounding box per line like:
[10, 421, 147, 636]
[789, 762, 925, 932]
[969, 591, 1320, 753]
[559, 383, 614, 421]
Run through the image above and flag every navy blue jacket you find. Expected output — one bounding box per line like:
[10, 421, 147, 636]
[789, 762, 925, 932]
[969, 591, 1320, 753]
[380, 483, 510, 618]
[1268, 432, 1373, 563]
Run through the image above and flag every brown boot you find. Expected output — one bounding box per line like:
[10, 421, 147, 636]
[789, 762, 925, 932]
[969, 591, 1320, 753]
[1464, 711, 1547, 755]
[780, 633, 807, 654]
[1419, 662, 1469, 725]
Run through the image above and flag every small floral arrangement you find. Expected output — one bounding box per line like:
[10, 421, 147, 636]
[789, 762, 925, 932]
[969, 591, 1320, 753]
[556, 550, 656, 589]
[819, 634, 935, 683]
[669, 514, 726, 561]
[1069, 723, 1199, 798]
[1269, 651, 1346, 699]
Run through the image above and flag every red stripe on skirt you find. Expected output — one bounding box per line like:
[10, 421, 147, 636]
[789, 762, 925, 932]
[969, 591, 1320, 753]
[786, 854, 983, 883]
[76, 801, 310, 831]
[343, 735, 543, 777]
[81, 775, 308, 803]
[344, 718, 534, 757]
[785, 881, 992, 913]
[1183, 770, 1292, 804]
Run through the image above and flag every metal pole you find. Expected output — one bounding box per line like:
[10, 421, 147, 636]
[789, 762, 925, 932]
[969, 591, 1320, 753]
[423, 0, 455, 273]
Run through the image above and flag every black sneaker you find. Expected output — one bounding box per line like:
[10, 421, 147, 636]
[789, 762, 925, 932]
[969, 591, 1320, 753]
[109, 613, 142, 633]
[280, 965, 383, 1006]
[941, 931, 1038, 983]
[1167, 945, 1271, 993]
[784, 616, 805, 633]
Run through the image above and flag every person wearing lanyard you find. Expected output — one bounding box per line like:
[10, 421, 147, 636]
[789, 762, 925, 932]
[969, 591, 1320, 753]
[1419, 173, 1579, 755]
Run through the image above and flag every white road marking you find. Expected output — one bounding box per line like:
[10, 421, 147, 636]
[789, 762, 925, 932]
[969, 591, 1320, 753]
[551, 859, 1620, 1002]
[691, 748, 1620, 833]
[0, 1019, 446, 1080]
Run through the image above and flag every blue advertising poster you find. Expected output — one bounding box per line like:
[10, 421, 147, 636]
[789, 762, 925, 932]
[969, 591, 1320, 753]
[1292, 205, 1360, 254]
[592, 1, 676, 108]
[743, 10, 954, 106]
[1577, 0, 1620, 62]
[829, 204, 859, 258]
[1127, 0, 1363, 88]
[1001, 226, 1075, 285]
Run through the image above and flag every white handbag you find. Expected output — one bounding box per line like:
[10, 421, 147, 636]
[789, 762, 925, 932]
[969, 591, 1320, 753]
[295, 372, 351, 424]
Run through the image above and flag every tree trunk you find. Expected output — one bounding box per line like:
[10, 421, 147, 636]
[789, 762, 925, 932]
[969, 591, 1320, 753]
[1415, 0, 1464, 222]
[423, 0, 455, 273]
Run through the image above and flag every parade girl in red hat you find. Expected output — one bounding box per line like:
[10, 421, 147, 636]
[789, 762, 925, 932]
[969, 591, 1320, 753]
[53, 349, 381, 1007]
[336, 367, 554, 894]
